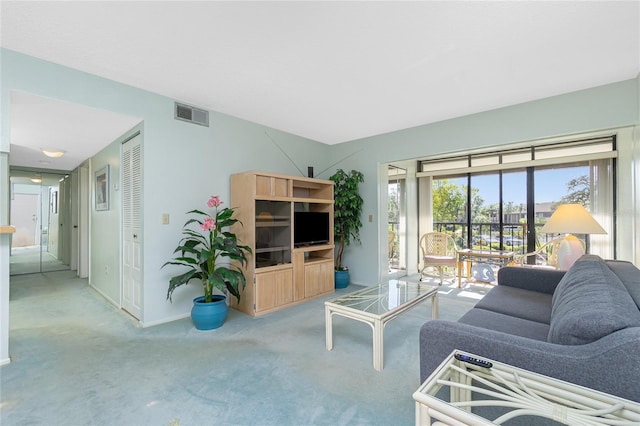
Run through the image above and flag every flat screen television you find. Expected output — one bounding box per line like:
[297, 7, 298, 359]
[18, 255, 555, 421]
[294, 212, 330, 247]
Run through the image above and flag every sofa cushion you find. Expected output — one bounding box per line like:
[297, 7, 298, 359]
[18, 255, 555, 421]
[459, 308, 550, 341]
[606, 260, 640, 310]
[548, 255, 640, 345]
[498, 266, 566, 295]
[474, 285, 553, 324]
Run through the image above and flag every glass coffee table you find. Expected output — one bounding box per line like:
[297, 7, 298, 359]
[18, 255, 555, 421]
[325, 279, 438, 371]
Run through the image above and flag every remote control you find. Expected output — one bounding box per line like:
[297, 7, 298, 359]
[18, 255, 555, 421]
[454, 353, 493, 368]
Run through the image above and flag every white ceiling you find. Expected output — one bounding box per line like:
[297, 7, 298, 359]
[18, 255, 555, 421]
[9, 91, 142, 171]
[2, 1, 639, 171]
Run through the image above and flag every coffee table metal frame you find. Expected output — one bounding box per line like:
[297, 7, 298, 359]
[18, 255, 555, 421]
[325, 280, 438, 371]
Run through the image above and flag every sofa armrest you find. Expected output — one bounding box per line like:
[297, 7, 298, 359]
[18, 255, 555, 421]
[420, 320, 640, 402]
[497, 266, 565, 295]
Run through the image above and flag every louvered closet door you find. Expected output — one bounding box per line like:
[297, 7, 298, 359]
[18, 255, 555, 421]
[122, 134, 143, 319]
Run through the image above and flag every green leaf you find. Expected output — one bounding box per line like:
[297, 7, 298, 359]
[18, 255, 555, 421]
[165, 199, 251, 304]
[330, 169, 364, 268]
[187, 209, 208, 216]
[166, 269, 202, 302]
[216, 267, 246, 302]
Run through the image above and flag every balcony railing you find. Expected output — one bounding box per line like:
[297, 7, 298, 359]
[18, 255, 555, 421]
[388, 221, 562, 268]
[431, 222, 557, 255]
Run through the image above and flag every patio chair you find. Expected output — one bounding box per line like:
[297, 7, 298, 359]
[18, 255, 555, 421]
[419, 232, 458, 285]
[512, 236, 584, 270]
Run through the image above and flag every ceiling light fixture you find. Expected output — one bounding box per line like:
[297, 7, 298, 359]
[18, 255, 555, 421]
[41, 148, 65, 158]
[30, 178, 42, 183]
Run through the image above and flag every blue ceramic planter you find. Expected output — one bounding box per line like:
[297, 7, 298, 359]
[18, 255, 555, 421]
[335, 270, 350, 289]
[191, 295, 228, 330]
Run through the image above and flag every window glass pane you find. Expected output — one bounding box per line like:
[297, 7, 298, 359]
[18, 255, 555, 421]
[388, 166, 405, 274]
[502, 170, 527, 253]
[432, 177, 467, 247]
[534, 163, 590, 248]
[470, 174, 500, 250]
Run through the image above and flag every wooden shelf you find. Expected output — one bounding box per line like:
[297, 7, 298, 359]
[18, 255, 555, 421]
[255, 246, 290, 253]
[230, 171, 334, 317]
[256, 222, 290, 228]
[293, 243, 333, 253]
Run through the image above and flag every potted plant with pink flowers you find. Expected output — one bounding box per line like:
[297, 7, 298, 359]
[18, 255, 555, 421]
[163, 195, 251, 330]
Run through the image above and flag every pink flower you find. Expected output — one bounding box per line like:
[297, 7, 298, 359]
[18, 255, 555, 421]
[207, 196, 223, 208]
[201, 217, 215, 231]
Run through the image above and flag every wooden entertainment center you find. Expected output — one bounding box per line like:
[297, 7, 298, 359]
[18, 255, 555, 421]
[230, 171, 335, 316]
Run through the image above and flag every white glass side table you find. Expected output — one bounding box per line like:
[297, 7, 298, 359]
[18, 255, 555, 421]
[413, 350, 640, 425]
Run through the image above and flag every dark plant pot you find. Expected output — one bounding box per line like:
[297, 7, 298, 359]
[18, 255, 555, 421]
[335, 270, 350, 289]
[191, 295, 228, 330]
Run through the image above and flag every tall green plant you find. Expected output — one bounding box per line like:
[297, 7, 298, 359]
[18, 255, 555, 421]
[163, 196, 251, 303]
[330, 169, 364, 270]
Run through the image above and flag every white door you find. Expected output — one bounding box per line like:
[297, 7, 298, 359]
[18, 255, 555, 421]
[122, 134, 143, 319]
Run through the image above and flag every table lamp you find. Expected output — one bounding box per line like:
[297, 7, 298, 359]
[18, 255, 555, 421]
[539, 203, 607, 270]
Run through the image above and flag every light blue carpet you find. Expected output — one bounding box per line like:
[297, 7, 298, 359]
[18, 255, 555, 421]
[1, 271, 482, 425]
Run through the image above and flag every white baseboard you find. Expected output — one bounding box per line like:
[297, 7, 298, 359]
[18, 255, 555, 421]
[89, 283, 119, 307]
[141, 312, 190, 328]
[0, 357, 11, 366]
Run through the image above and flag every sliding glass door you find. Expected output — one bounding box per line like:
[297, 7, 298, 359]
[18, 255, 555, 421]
[428, 161, 613, 257]
[388, 165, 406, 276]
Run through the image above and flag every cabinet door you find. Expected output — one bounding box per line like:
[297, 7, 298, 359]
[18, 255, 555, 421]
[292, 252, 305, 302]
[255, 176, 289, 197]
[255, 200, 291, 268]
[304, 261, 334, 298]
[255, 269, 293, 312]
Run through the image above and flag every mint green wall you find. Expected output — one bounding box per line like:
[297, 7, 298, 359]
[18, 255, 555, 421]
[89, 132, 125, 305]
[1, 49, 332, 326]
[328, 78, 640, 286]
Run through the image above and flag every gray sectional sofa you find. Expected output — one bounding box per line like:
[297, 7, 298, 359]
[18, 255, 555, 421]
[419, 254, 640, 402]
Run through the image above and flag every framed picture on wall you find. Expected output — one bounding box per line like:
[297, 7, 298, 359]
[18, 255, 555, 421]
[95, 166, 110, 211]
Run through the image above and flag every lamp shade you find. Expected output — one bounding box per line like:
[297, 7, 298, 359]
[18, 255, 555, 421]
[539, 204, 606, 235]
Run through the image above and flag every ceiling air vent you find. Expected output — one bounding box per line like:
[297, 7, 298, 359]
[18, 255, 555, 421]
[174, 102, 209, 127]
